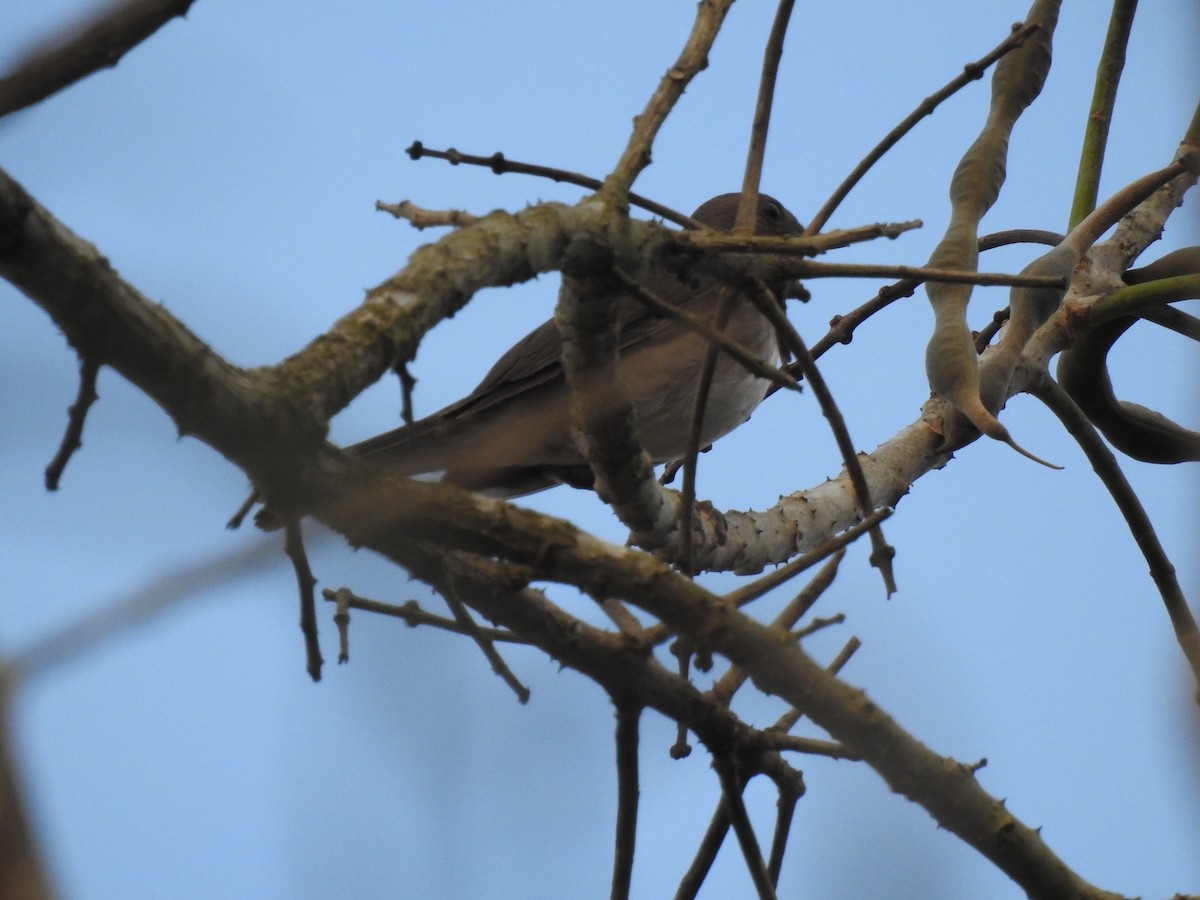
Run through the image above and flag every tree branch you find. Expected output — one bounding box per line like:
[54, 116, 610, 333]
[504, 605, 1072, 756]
[0, 0, 198, 118]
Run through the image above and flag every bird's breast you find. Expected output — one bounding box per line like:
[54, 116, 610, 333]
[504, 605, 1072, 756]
[625, 310, 779, 462]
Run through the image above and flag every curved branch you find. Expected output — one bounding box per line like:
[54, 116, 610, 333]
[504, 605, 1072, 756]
[1036, 379, 1200, 693]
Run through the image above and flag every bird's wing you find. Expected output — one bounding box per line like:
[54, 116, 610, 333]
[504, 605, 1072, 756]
[438, 269, 723, 420]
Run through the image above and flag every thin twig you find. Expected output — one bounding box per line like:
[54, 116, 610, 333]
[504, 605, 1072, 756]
[393, 359, 417, 425]
[319, 588, 528, 643]
[284, 520, 323, 682]
[807, 21, 1041, 234]
[1037, 378, 1200, 698]
[709, 551, 845, 707]
[670, 642, 694, 760]
[722, 510, 889, 608]
[793, 613, 846, 640]
[226, 490, 259, 530]
[765, 257, 1068, 288]
[611, 702, 641, 900]
[600, 598, 645, 635]
[686, 0, 795, 576]
[613, 269, 801, 392]
[686, 220, 922, 256]
[602, 0, 737, 197]
[44, 354, 100, 490]
[765, 766, 801, 889]
[678, 634, 861, 899]
[375, 199, 481, 230]
[752, 280, 897, 595]
[405, 141, 695, 227]
[678, 292, 737, 576]
[713, 756, 776, 899]
[754, 733, 860, 760]
[674, 796, 732, 900]
[332, 588, 351, 664]
[442, 591, 531, 703]
[796, 229, 1064, 380]
[772, 636, 862, 734]
[735, 0, 796, 231]
[1141, 304, 1200, 341]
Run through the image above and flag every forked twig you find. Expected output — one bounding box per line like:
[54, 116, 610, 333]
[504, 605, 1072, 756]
[713, 755, 776, 899]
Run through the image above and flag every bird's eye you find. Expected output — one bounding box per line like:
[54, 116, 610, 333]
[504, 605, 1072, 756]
[762, 201, 782, 223]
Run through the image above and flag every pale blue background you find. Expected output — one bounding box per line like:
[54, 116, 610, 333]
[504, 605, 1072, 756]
[1, 3, 1197, 898]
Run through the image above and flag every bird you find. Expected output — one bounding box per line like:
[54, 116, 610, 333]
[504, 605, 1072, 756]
[243, 193, 802, 527]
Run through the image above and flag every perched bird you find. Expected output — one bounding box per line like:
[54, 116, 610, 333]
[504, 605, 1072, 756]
[345, 193, 802, 498]
[236, 193, 801, 532]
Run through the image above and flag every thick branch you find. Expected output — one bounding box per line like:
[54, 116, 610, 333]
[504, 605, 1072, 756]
[0, 0, 197, 117]
[322, 480, 1121, 900]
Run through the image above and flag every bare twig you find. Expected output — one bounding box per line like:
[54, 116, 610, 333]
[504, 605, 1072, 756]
[764, 760, 802, 888]
[771, 636, 861, 735]
[713, 755, 776, 899]
[44, 354, 100, 490]
[753, 733, 860, 760]
[779, 257, 1066, 287]
[601, 0, 737, 197]
[375, 199, 480, 229]
[675, 795, 733, 900]
[709, 551, 845, 707]
[808, 21, 1041, 234]
[752, 279, 897, 595]
[722, 510, 889, 609]
[441, 590, 530, 703]
[678, 290, 736, 576]
[687, 0, 796, 574]
[795, 229, 1065, 381]
[735, 0, 796, 231]
[332, 588, 351, 664]
[403, 142, 695, 226]
[319, 588, 528, 643]
[1141, 304, 1200, 341]
[611, 702, 641, 900]
[284, 520, 322, 682]
[393, 359, 417, 425]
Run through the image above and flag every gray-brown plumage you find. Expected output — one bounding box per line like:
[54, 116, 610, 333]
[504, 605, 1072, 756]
[345, 193, 802, 498]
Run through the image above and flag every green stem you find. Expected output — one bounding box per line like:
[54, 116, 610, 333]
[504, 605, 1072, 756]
[1068, 0, 1137, 228]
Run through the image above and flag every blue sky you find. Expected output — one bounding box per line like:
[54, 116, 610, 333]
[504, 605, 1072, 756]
[1, 2, 1197, 898]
